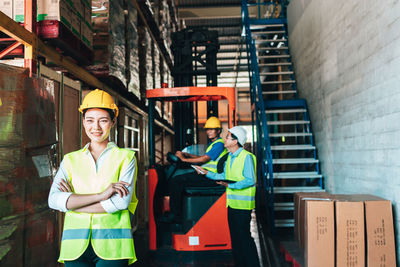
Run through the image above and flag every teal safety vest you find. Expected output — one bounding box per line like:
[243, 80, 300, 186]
[225, 149, 256, 210]
[59, 146, 137, 264]
[201, 138, 227, 173]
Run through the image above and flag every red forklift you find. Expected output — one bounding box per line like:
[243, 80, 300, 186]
[146, 86, 237, 265]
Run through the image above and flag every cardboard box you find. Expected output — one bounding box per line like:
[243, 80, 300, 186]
[12, 0, 24, 22]
[334, 195, 365, 267]
[81, 21, 93, 48]
[362, 195, 396, 267]
[70, 8, 80, 37]
[0, 0, 13, 19]
[305, 200, 335, 267]
[294, 192, 330, 248]
[83, 3, 91, 25]
[334, 194, 396, 267]
[38, 0, 71, 28]
[71, 0, 83, 19]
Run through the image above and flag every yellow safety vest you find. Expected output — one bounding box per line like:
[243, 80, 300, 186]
[201, 138, 227, 173]
[225, 149, 256, 210]
[59, 146, 138, 264]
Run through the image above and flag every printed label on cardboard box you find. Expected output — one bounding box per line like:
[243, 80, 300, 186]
[0, 1, 13, 19]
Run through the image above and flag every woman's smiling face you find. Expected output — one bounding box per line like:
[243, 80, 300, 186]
[83, 108, 114, 144]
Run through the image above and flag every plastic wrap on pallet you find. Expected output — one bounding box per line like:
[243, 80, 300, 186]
[109, 0, 127, 87]
[0, 64, 58, 266]
[127, 1, 140, 99]
[139, 27, 154, 91]
[162, 60, 169, 86]
[153, 42, 161, 89]
[0, 65, 57, 149]
[159, 0, 172, 57]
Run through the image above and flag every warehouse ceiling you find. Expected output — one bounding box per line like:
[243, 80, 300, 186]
[176, 0, 253, 98]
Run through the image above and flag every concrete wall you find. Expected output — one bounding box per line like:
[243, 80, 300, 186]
[287, 0, 400, 260]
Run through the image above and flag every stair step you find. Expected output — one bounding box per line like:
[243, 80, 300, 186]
[257, 47, 288, 51]
[259, 71, 294, 76]
[255, 39, 287, 44]
[271, 145, 315, 151]
[275, 219, 294, 227]
[267, 120, 310, 125]
[258, 54, 290, 59]
[274, 186, 325, 193]
[252, 30, 285, 35]
[266, 108, 306, 114]
[250, 24, 285, 30]
[274, 202, 294, 211]
[261, 80, 295, 85]
[269, 132, 313, 137]
[259, 62, 292, 67]
[263, 90, 297, 95]
[272, 171, 322, 179]
[273, 158, 318, 164]
[265, 99, 307, 109]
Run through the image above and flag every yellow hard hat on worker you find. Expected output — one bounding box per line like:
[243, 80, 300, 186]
[204, 116, 221, 129]
[79, 89, 119, 117]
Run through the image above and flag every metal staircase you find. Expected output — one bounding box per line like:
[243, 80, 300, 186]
[241, 0, 324, 231]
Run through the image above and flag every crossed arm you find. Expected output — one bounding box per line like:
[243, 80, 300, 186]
[48, 159, 135, 214]
[58, 179, 129, 213]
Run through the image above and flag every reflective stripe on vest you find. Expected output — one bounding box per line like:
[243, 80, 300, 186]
[226, 150, 257, 210]
[59, 147, 137, 264]
[202, 138, 227, 173]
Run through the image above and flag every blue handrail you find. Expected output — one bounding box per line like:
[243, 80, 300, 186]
[241, 0, 276, 230]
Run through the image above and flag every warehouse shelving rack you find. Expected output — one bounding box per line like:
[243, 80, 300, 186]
[0, 0, 174, 133]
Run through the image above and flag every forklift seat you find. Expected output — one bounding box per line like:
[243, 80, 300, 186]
[184, 186, 225, 195]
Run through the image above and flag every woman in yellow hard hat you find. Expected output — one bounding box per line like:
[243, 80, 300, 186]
[48, 89, 138, 266]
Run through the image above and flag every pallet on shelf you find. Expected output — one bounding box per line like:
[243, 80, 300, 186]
[37, 20, 93, 66]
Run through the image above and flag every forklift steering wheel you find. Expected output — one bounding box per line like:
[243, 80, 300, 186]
[167, 152, 181, 164]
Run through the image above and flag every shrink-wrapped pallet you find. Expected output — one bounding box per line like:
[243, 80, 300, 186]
[127, 1, 140, 98]
[90, 0, 127, 87]
[153, 42, 161, 89]
[139, 26, 154, 95]
[0, 65, 56, 149]
[108, 0, 126, 87]
[0, 64, 58, 266]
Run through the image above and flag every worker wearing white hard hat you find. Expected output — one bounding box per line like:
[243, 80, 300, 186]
[193, 126, 260, 267]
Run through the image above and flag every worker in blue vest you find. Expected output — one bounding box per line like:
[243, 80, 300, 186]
[193, 126, 260, 267]
[162, 116, 227, 223]
[48, 89, 137, 266]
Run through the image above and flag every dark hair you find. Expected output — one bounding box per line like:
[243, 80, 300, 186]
[230, 133, 242, 147]
[82, 108, 115, 121]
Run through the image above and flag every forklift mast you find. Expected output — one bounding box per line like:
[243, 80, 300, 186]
[171, 28, 220, 150]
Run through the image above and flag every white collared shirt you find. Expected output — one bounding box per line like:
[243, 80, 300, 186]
[48, 142, 136, 213]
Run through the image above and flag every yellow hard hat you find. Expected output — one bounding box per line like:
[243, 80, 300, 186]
[204, 116, 221, 129]
[79, 89, 119, 117]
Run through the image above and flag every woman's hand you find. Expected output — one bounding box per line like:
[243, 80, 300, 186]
[99, 181, 130, 201]
[58, 179, 73, 192]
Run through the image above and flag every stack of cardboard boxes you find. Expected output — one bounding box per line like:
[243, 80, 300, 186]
[0, 0, 93, 49]
[294, 192, 396, 267]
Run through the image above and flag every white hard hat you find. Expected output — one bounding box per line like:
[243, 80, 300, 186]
[228, 126, 247, 146]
